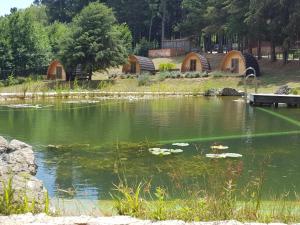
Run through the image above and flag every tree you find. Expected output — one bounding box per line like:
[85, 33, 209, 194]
[48, 21, 71, 58]
[7, 9, 51, 73]
[39, 0, 98, 23]
[0, 17, 12, 73]
[60, 2, 130, 78]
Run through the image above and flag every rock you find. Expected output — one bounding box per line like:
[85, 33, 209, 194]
[275, 85, 291, 95]
[220, 88, 243, 96]
[9, 139, 31, 151]
[0, 136, 47, 212]
[0, 136, 9, 154]
[204, 88, 220, 96]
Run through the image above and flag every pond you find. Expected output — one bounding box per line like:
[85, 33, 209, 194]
[0, 97, 300, 200]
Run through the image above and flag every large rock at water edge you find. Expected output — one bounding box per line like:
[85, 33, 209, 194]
[220, 88, 243, 96]
[0, 137, 47, 212]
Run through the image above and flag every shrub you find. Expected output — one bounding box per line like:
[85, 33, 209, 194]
[138, 74, 151, 86]
[7, 74, 18, 86]
[157, 72, 168, 82]
[134, 38, 158, 57]
[159, 63, 176, 71]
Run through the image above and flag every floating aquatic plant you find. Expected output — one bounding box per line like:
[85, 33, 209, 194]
[211, 145, 229, 150]
[206, 153, 243, 159]
[170, 149, 184, 153]
[172, 143, 189, 147]
[64, 100, 99, 104]
[5, 104, 53, 109]
[149, 148, 183, 156]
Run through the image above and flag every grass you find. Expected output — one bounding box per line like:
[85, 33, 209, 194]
[0, 58, 299, 95]
[0, 177, 50, 215]
[110, 165, 300, 223]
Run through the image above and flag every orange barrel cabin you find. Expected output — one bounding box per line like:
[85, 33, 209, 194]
[220, 50, 261, 76]
[47, 60, 67, 80]
[122, 55, 156, 74]
[181, 52, 210, 72]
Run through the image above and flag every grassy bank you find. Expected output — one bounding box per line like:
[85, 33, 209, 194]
[0, 59, 299, 95]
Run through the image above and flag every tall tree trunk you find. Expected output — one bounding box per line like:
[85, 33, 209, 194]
[257, 40, 262, 60]
[248, 38, 253, 54]
[149, 15, 154, 42]
[218, 33, 223, 53]
[271, 40, 277, 62]
[283, 50, 288, 64]
[161, 0, 166, 48]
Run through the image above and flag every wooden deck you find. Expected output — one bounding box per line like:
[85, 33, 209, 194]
[249, 94, 300, 107]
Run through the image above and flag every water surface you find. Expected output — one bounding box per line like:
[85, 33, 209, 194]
[0, 97, 299, 200]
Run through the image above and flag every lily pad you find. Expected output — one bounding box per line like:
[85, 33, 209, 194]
[170, 149, 184, 153]
[211, 145, 229, 150]
[206, 153, 243, 159]
[172, 143, 189, 147]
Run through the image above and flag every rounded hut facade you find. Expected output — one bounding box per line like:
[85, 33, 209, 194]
[220, 50, 260, 76]
[122, 55, 155, 74]
[181, 52, 210, 72]
[47, 60, 66, 80]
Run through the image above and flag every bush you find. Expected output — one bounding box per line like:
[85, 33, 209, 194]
[134, 37, 158, 56]
[184, 72, 205, 79]
[138, 74, 151, 86]
[159, 63, 176, 71]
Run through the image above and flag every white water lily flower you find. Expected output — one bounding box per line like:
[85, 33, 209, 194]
[172, 143, 189, 147]
[211, 145, 229, 150]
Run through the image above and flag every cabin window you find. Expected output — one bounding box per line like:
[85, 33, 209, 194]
[130, 62, 136, 73]
[190, 59, 197, 71]
[231, 58, 239, 73]
[56, 66, 62, 79]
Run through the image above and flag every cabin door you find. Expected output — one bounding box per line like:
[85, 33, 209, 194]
[231, 58, 239, 73]
[56, 66, 63, 79]
[190, 59, 197, 71]
[130, 62, 136, 73]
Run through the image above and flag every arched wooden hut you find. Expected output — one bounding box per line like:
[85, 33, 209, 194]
[220, 50, 261, 76]
[47, 60, 66, 80]
[122, 55, 155, 74]
[181, 52, 210, 72]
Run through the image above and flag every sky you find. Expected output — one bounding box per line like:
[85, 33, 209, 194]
[0, 0, 33, 16]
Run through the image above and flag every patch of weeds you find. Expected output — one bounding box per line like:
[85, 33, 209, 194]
[138, 74, 151, 86]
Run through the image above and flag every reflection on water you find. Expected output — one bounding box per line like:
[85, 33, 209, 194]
[0, 97, 299, 200]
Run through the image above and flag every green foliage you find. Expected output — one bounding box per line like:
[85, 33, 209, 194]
[47, 22, 70, 58]
[113, 23, 133, 54]
[137, 74, 151, 86]
[0, 178, 49, 215]
[134, 38, 158, 57]
[159, 63, 176, 71]
[111, 182, 144, 216]
[60, 2, 128, 76]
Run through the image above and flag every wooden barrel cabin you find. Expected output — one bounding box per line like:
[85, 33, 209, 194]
[220, 50, 261, 76]
[122, 55, 155, 74]
[181, 52, 210, 72]
[47, 60, 66, 80]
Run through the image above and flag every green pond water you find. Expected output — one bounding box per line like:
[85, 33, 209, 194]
[0, 97, 300, 200]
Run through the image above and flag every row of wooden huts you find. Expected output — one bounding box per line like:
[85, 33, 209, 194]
[121, 50, 260, 76]
[47, 50, 260, 80]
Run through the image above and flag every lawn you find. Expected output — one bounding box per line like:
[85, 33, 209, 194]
[0, 58, 299, 94]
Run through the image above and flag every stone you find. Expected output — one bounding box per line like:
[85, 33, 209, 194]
[204, 88, 220, 96]
[9, 139, 31, 151]
[0, 136, 9, 153]
[275, 85, 291, 95]
[220, 88, 243, 96]
[0, 136, 47, 212]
